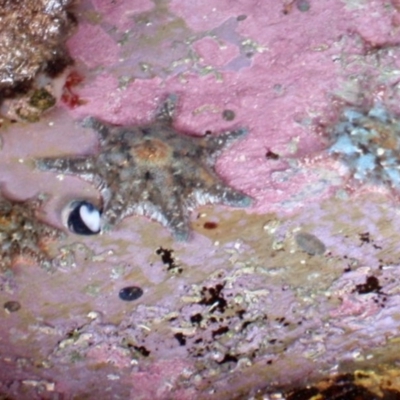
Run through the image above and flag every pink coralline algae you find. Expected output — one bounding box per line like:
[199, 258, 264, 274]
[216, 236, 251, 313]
[36, 95, 251, 240]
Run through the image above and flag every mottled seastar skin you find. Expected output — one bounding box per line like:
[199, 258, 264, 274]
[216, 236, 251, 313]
[0, 194, 64, 270]
[36, 95, 252, 240]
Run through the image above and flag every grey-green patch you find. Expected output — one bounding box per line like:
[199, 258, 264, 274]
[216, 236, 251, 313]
[222, 109, 236, 121]
[295, 232, 326, 255]
[29, 88, 56, 111]
[15, 88, 56, 122]
[296, 0, 311, 12]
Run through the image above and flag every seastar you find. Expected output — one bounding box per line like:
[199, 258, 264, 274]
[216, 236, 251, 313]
[36, 95, 252, 240]
[0, 193, 64, 270]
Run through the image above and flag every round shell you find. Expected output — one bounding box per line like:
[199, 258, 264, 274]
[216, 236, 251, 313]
[62, 200, 101, 235]
[118, 286, 143, 301]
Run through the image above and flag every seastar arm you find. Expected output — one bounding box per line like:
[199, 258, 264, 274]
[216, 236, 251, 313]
[184, 164, 252, 208]
[99, 190, 127, 230]
[214, 183, 252, 207]
[36, 156, 98, 183]
[155, 94, 178, 124]
[0, 253, 12, 270]
[195, 181, 252, 208]
[134, 198, 190, 241]
[202, 128, 248, 156]
[0, 196, 12, 214]
[81, 116, 112, 143]
[101, 177, 191, 241]
[22, 246, 53, 269]
[157, 195, 191, 241]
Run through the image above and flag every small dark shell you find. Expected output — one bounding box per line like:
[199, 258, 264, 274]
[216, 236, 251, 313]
[4, 300, 21, 313]
[295, 232, 326, 255]
[119, 286, 143, 302]
[63, 200, 101, 235]
[222, 109, 236, 121]
[296, 0, 310, 12]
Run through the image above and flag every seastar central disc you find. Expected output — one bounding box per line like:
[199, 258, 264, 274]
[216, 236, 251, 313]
[131, 139, 171, 165]
[36, 95, 252, 240]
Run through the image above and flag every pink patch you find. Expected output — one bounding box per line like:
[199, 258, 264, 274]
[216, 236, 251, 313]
[130, 359, 196, 399]
[87, 343, 132, 369]
[330, 296, 381, 319]
[92, 0, 153, 31]
[193, 37, 239, 68]
[67, 23, 119, 69]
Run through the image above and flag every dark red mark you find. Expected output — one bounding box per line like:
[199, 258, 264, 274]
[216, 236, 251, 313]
[203, 221, 218, 230]
[61, 71, 85, 108]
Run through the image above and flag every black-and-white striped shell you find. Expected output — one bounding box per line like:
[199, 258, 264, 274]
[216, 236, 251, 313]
[62, 200, 101, 235]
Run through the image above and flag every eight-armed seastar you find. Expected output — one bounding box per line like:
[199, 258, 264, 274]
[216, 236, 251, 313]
[0, 193, 64, 270]
[36, 95, 252, 240]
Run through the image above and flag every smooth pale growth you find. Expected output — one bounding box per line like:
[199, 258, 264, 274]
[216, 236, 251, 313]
[343, 109, 364, 123]
[328, 135, 358, 155]
[368, 104, 390, 122]
[351, 127, 378, 143]
[353, 154, 376, 181]
[328, 103, 400, 189]
[386, 168, 400, 187]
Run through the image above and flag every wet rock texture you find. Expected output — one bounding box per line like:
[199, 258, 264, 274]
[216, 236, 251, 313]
[0, 194, 64, 271]
[1, 0, 400, 399]
[280, 370, 400, 400]
[0, 0, 75, 97]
